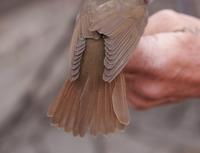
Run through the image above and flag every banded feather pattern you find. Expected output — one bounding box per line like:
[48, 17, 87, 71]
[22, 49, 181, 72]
[48, 0, 148, 136]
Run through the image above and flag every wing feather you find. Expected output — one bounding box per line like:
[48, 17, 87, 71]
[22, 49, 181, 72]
[91, 1, 148, 82]
[69, 1, 99, 81]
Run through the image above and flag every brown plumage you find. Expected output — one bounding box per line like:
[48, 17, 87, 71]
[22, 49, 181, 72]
[48, 0, 149, 137]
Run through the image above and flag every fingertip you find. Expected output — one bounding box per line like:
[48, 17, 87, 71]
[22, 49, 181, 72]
[144, 9, 182, 35]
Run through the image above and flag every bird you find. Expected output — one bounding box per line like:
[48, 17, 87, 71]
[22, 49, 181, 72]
[47, 0, 150, 137]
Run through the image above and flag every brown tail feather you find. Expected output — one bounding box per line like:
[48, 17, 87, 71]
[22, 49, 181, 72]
[47, 72, 129, 137]
[112, 74, 130, 125]
[48, 81, 72, 125]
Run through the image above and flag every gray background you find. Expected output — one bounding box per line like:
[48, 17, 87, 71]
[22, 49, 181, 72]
[0, 0, 200, 153]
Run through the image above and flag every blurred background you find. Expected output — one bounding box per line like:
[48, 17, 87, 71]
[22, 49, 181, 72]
[0, 0, 200, 153]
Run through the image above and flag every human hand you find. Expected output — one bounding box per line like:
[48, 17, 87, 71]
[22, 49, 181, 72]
[125, 10, 200, 109]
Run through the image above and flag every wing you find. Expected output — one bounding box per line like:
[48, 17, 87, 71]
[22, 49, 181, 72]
[69, 0, 99, 81]
[91, 0, 148, 82]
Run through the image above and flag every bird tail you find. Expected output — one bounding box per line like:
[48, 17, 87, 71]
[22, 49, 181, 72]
[47, 73, 129, 137]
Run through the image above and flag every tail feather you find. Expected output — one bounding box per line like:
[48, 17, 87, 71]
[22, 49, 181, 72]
[112, 74, 129, 125]
[65, 79, 88, 133]
[101, 83, 107, 134]
[106, 83, 115, 133]
[47, 73, 129, 136]
[49, 82, 72, 125]
[90, 79, 103, 136]
[64, 84, 80, 132]
[103, 83, 110, 134]
[47, 80, 70, 118]
[74, 78, 95, 136]
[58, 84, 76, 128]
[96, 82, 107, 134]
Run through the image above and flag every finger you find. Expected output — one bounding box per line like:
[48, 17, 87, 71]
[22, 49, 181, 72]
[179, 13, 200, 28]
[125, 32, 199, 76]
[125, 32, 180, 73]
[127, 84, 183, 110]
[127, 89, 173, 110]
[144, 9, 200, 36]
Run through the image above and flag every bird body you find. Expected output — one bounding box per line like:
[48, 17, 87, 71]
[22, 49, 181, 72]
[48, 0, 149, 136]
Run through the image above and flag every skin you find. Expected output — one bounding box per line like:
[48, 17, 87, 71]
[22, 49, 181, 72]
[125, 10, 200, 109]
